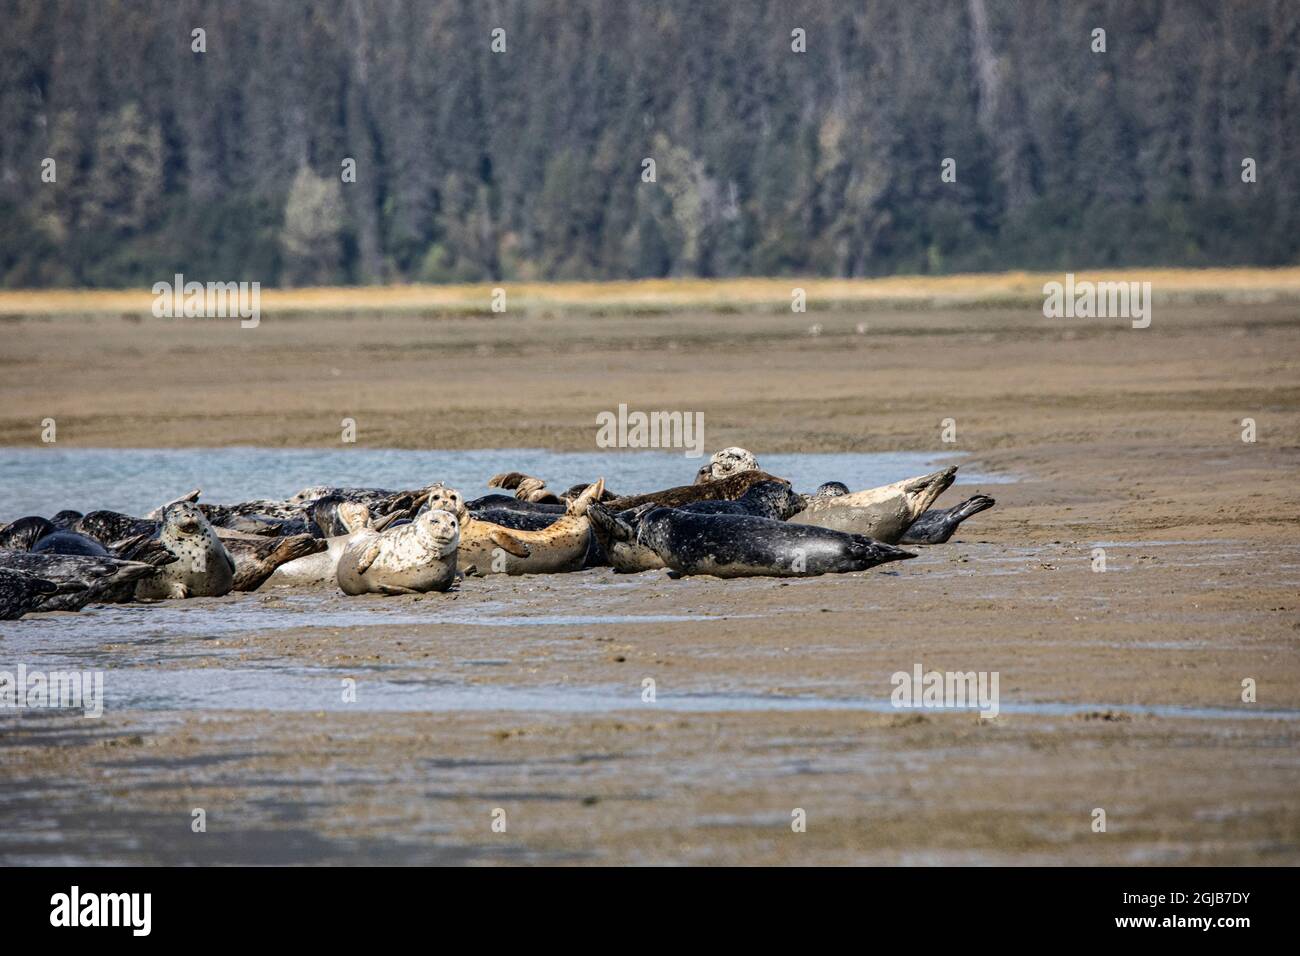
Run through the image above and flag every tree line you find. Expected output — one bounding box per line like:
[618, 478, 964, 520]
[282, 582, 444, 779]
[1, 0, 1295, 288]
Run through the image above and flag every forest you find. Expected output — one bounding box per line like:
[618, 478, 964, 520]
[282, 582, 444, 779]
[0, 0, 1295, 287]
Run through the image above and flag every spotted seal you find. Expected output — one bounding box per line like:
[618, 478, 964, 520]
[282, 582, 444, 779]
[898, 495, 996, 544]
[336, 508, 460, 595]
[31, 530, 112, 557]
[0, 517, 57, 551]
[452, 480, 605, 575]
[633, 508, 916, 578]
[221, 532, 328, 591]
[0, 552, 162, 612]
[266, 503, 376, 587]
[604, 470, 790, 513]
[588, 482, 805, 574]
[0, 567, 69, 620]
[692, 447, 759, 483]
[133, 502, 236, 600]
[789, 467, 956, 543]
[587, 502, 664, 573]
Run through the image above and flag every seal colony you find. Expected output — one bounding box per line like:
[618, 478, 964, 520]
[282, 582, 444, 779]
[0, 449, 994, 620]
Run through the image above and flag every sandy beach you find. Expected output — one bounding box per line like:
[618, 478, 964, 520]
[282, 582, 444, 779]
[1, 275, 1298, 864]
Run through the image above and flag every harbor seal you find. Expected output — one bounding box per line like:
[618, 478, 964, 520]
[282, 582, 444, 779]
[266, 503, 374, 587]
[633, 508, 916, 578]
[465, 493, 566, 515]
[589, 481, 805, 575]
[678, 480, 805, 520]
[693, 447, 759, 483]
[31, 530, 112, 557]
[789, 467, 956, 543]
[74, 510, 160, 548]
[604, 470, 790, 512]
[133, 502, 236, 600]
[455, 480, 605, 575]
[0, 516, 57, 551]
[0, 567, 69, 620]
[0, 552, 162, 612]
[898, 495, 996, 545]
[336, 508, 460, 595]
[221, 532, 328, 591]
[587, 502, 665, 573]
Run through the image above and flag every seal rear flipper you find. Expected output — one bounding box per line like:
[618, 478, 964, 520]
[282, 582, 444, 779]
[565, 478, 606, 517]
[899, 495, 996, 545]
[849, 537, 917, 569]
[586, 502, 632, 542]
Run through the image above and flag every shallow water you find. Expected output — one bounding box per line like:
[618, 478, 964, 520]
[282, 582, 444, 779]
[0, 447, 1001, 519]
[1, 664, 1293, 720]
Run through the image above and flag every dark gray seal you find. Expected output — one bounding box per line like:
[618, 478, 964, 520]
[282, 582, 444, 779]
[0, 552, 161, 612]
[32, 530, 111, 557]
[633, 508, 916, 578]
[0, 517, 57, 551]
[588, 482, 805, 574]
[898, 495, 996, 544]
[0, 567, 70, 620]
[678, 481, 805, 520]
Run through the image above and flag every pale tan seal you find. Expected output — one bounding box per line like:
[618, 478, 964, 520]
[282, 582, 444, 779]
[693, 446, 759, 483]
[266, 502, 391, 587]
[336, 508, 460, 595]
[788, 467, 956, 543]
[454, 479, 605, 575]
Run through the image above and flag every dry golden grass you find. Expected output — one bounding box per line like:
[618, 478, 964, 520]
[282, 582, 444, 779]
[3, 267, 1300, 316]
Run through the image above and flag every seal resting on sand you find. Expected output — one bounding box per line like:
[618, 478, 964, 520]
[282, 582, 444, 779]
[633, 508, 916, 578]
[587, 482, 805, 574]
[0, 567, 76, 620]
[0, 552, 162, 612]
[789, 467, 956, 543]
[221, 532, 328, 591]
[455, 480, 605, 575]
[133, 503, 236, 600]
[266, 503, 379, 587]
[603, 470, 790, 512]
[336, 508, 460, 595]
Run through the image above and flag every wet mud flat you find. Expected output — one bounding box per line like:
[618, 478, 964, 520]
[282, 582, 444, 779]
[3, 530, 1297, 865]
[2, 298, 1298, 863]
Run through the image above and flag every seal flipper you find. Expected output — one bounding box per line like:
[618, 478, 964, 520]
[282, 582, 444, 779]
[488, 530, 531, 558]
[354, 539, 384, 575]
[565, 478, 606, 517]
[899, 495, 996, 545]
[847, 536, 917, 569]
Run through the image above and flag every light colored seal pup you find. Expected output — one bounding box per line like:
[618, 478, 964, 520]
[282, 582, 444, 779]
[134, 502, 236, 599]
[456, 480, 605, 576]
[266, 503, 375, 587]
[336, 508, 460, 596]
[788, 467, 956, 543]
